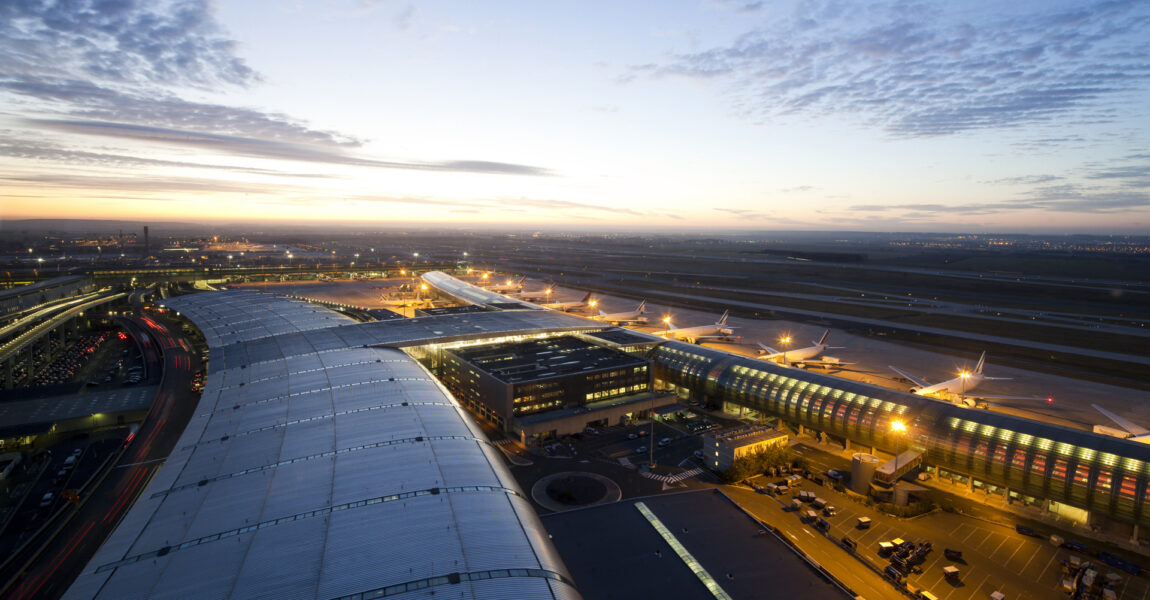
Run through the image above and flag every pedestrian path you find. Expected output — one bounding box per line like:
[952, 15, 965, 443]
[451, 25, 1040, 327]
[642, 467, 704, 484]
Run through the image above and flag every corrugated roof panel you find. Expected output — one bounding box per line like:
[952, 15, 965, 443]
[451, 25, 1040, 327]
[317, 499, 467, 599]
[262, 459, 334, 518]
[229, 517, 326, 600]
[142, 535, 247, 600]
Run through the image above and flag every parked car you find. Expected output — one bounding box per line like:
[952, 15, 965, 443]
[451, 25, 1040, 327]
[634, 446, 647, 454]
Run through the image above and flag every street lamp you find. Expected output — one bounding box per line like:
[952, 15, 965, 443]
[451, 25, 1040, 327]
[958, 369, 972, 400]
[890, 419, 907, 504]
[779, 335, 792, 365]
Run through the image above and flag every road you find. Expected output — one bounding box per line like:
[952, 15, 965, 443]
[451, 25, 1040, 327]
[1, 312, 200, 600]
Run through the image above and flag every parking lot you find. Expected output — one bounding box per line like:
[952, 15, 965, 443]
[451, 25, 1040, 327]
[735, 471, 1150, 600]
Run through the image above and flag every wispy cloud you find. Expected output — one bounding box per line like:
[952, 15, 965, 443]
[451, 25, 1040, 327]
[715, 207, 770, 219]
[0, 0, 258, 88]
[0, 2, 553, 178]
[0, 134, 332, 177]
[0, 172, 305, 196]
[640, 1, 1150, 136]
[982, 174, 1064, 186]
[851, 185, 1148, 216]
[26, 118, 551, 176]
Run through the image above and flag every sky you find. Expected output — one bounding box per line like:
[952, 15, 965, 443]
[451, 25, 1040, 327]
[1, 0, 1148, 233]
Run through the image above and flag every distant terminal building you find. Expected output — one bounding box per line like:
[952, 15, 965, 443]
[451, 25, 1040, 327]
[0, 275, 93, 317]
[439, 335, 666, 443]
[651, 342, 1150, 539]
[702, 424, 788, 471]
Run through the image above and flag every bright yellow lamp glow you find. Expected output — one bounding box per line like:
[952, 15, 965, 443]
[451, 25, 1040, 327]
[891, 420, 907, 434]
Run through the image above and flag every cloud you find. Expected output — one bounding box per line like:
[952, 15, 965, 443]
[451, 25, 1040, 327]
[714, 207, 770, 219]
[0, 134, 331, 177]
[851, 185, 1148, 216]
[983, 174, 1064, 185]
[0, 5, 554, 180]
[0, 0, 257, 88]
[779, 185, 815, 193]
[0, 172, 304, 196]
[1, 77, 362, 146]
[29, 118, 553, 176]
[641, 0, 1150, 136]
[346, 194, 647, 218]
[495, 197, 644, 216]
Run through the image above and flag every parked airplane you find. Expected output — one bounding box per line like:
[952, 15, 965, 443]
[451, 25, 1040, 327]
[380, 290, 426, 308]
[757, 330, 849, 368]
[484, 276, 526, 294]
[509, 285, 555, 302]
[1092, 405, 1150, 444]
[889, 352, 1031, 406]
[656, 310, 736, 344]
[543, 291, 596, 312]
[594, 300, 648, 324]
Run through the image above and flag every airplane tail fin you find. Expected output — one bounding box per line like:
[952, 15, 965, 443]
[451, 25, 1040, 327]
[717, 310, 729, 325]
[582, 291, 592, 302]
[975, 351, 987, 375]
[815, 329, 830, 346]
[637, 300, 646, 314]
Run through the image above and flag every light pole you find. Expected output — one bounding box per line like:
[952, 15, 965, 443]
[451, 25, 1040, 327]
[890, 419, 906, 505]
[959, 369, 971, 403]
[779, 335, 792, 365]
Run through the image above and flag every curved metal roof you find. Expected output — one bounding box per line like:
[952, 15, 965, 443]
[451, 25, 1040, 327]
[657, 340, 1150, 461]
[66, 291, 583, 600]
[421, 271, 541, 309]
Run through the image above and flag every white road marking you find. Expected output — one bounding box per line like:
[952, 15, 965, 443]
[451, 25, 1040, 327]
[1018, 542, 1042, 574]
[986, 536, 1008, 559]
[1036, 552, 1059, 582]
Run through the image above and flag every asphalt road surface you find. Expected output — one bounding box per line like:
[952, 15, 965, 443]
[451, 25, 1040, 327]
[2, 312, 200, 600]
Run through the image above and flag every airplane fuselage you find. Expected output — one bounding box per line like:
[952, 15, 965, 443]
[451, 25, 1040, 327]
[913, 374, 987, 397]
[660, 325, 734, 343]
[763, 343, 827, 364]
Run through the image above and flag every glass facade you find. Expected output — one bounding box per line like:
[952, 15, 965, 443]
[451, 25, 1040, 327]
[652, 341, 1150, 527]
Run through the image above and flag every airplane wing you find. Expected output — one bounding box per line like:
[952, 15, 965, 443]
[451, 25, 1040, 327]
[982, 376, 1013, 381]
[757, 343, 779, 355]
[960, 393, 1050, 402]
[889, 366, 931, 389]
[791, 359, 856, 369]
[693, 334, 739, 342]
[1094, 404, 1150, 437]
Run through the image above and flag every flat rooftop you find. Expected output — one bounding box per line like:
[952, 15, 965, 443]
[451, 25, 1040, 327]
[541, 489, 852, 600]
[582, 327, 665, 347]
[708, 424, 788, 447]
[448, 335, 648, 384]
[416, 305, 490, 316]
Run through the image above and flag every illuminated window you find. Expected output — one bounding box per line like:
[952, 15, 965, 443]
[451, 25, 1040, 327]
[1011, 449, 1027, 469]
[1072, 464, 1090, 487]
[1030, 453, 1047, 476]
[1097, 469, 1112, 493]
[1119, 475, 1138, 501]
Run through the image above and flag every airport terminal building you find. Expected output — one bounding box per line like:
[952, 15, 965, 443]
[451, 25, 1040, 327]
[651, 342, 1150, 536]
[64, 272, 1150, 597]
